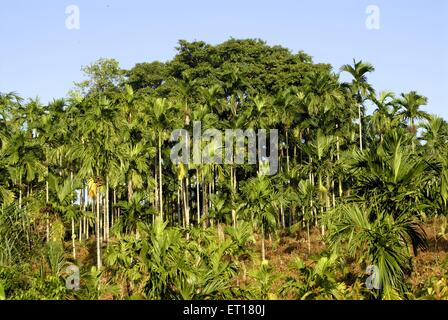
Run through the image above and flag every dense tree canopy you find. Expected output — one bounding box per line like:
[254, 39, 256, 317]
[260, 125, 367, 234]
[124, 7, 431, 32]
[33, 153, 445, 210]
[0, 39, 447, 300]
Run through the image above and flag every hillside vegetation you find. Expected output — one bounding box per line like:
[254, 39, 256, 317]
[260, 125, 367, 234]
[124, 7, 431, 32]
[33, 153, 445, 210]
[0, 39, 447, 300]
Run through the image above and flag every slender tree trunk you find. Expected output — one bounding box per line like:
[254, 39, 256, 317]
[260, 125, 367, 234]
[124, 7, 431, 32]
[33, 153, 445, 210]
[261, 223, 266, 262]
[154, 159, 158, 211]
[306, 209, 311, 255]
[186, 172, 191, 226]
[19, 180, 22, 209]
[104, 179, 109, 243]
[78, 218, 82, 243]
[286, 130, 290, 173]
[46, 180, 49, 242]
[358, 104, 363, 151]
[177, 186, 181, 226]
[71, 218, 76, 259]
[111, 189, 115, 231]
[127, 180, 133, 201]
[211, 165, 216, 227]
[183, 177, 190, 228]
[158, 133, 163, 220]
[321, 206, 325, 236]
[332, 180, 336, 208]
[280, 204, 285, 228]
[290, 205, 295, 226]
[107, 179, 110, 242]
[207, 182, 212, 227]
[96, 196, 102, 269]
[86, 216, 89, 239]
[231, 166, 237, 227]
[79, 183, 84, 241]
[202, 181, 209, 228]
[339, 176, 343, 198]
[196, 169, 200, 226]
[87, 201, 92, 240]
[99, 193, 103, 243]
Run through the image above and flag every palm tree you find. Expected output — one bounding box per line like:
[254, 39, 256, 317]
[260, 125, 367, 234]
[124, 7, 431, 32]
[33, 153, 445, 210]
[48, 174, 79, 259]
[117, 141, 154, 201]
[297, 179, 316, 253]
[146, 97, 177, 221]
[420, 115, 448, 155]
[273, 89, 297, 173]
[5, 130, 46, 208]
[340, 59, 375, 151]
[0, 92, 22, 127]
[326, 204, 427, 298]
[114, 192, 155, 235]
[302, 129, 336, 235]
[241, 175, 277, 262]
[70, 95, 121, 268]
[348, 130, 430, 220]
[370, 91, 399, 137]
[396, 91, 429, 152]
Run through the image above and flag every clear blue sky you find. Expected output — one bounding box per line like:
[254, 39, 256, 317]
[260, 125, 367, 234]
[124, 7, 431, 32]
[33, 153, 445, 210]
[1, 0, 447, 118]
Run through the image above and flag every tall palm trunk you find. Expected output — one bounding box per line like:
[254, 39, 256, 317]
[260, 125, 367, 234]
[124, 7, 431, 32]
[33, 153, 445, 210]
[286, 129, 290, 173]
[336, 128, 343, 198]
[182, 177, 190, 228]
[211, 166, 216, 227]
[231, 166, 237, 227]
[196, 169, 200, 226]
[358, 104, 363, 151]
[127, 180, 133, 201]
[202, 180, 209, 228]
[46, 180, 49, 242]
[306, 207, 311, 255]
[78, 218, 82, 243]
[411, 118, 416, 153]
[103, 179, 109, 243]
[261, 223, 266, 262]
[158, 133, 163, 220]
[71, 218, 76, 259]
[280, 204, 285, 228]
[154, 160, 159, 218]
[19, 176, 22, 209]
[208, 182, 212, 227]
[320, 207, 325, 236]
[111, 188, 115, 232]
[107, 179, 110, 242]
[96, 196, 102, 269]
[79, 182, 85, 241]
[177, 186, 181, 225]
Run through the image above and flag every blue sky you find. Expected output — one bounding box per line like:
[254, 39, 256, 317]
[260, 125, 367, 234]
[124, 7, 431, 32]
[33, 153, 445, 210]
[0, 0, 447, 118]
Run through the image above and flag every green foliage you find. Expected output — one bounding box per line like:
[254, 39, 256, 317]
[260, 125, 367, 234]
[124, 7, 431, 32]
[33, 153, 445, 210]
[280, 253, 347, 300]
[0, 250, 68, 300]
[0, 38, 447, 300]
[247, 263, 279, 300]
[0, 205, 35, 266]
[326, 204, 427, 298]
[106, 218, 242, 299]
